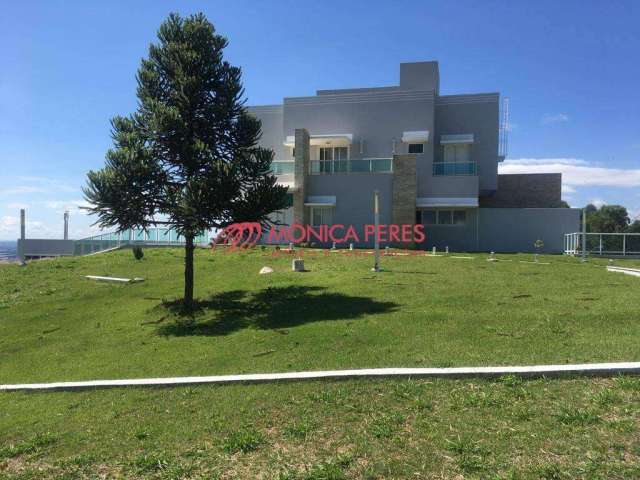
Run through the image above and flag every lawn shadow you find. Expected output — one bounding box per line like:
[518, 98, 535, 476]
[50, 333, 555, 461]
[156, 286, 398, 337]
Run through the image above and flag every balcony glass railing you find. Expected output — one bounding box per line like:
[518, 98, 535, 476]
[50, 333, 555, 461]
[309, 158, 393, 174]
[433, 161, 477, 176]
[270, 161, 295, 175]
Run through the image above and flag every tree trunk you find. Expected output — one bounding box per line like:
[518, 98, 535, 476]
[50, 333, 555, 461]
[184, 234, 195, 309]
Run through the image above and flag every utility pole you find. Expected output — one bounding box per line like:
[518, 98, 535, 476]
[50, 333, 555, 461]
[373, 190, 380, 272]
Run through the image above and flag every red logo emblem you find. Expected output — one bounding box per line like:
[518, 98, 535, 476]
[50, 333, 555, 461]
[213, 222, 262, 250]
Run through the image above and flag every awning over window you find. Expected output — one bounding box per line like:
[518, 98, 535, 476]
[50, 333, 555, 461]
[304, 195, 336, 207]
[416, 197, 478, 208]
[284, 134, 353, 147]
[401, 130, 430, 143]
[440, 134, 474, 145]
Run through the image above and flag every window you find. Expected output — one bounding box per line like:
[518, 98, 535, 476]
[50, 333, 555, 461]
[453, 210, 466, 225]
[419, 209, 467, 226]
[292, 147, 295, 158]
[443, 144, 471, 163]
[334, 147, 348, 172]
[311, 207, 333, 226]
[420, 210, 437, 225]
[434, 143, 475, 175]
[318, 146, 349, 174]
[408, 143, 424, 154]
[437, 210, 453, 225]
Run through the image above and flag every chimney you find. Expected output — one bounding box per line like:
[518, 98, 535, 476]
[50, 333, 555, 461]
[20, 209, 26, 240]
[399, 61, 440, 94]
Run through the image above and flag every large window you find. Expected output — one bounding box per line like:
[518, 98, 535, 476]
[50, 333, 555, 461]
[434, 143, 476, 176]
[443, 144, 470, 163]
[418, 209, 467, 226]
[318, 147, 348, 174]
[311, 207, 333, 226]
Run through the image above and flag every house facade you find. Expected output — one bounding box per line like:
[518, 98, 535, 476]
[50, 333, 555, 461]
[249, 61, 579, 252]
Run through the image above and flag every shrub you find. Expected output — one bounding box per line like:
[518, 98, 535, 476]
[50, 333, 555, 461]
[132, 246, 144, 260]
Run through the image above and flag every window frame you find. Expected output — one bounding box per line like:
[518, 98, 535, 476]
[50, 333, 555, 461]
[408, 143, 424, 154]
[310, 206, 334, 227]
[418, 209, 468, 226]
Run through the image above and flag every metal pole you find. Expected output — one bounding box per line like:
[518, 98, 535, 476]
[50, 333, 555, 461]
[20, 209, 26, 240]
[599, 234, 602, 255]
[373, 190, 380, 272]
[63, 211, 69, 240]
[581, 208, 587, 262]
[623, 234, 626, 256]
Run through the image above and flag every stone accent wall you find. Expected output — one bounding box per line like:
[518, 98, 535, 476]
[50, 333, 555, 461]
[392, 154, 417, 242]
[480, 173, 563, 208]
[293, 128, 310, 224]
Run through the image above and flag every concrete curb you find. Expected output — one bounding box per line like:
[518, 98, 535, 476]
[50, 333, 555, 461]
[2, 362, 640, 392]
[607, 266, 640, 277]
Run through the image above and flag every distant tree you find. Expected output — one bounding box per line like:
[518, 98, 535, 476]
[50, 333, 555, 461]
[628, 219, 640, 233]
[559, 200, 570, 208]
[84, 13, 288, 309]
[586, 205, 630, 233]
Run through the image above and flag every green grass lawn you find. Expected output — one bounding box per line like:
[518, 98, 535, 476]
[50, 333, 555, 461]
[1, 248, 640, 478]
[0, 248, 639, 384]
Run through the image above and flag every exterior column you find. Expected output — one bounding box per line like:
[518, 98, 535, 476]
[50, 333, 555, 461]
[18, 209, 26, 264]
[293, 128, 310, 225]
[63, 211, 69, 240]
[391, 154, 417, 246]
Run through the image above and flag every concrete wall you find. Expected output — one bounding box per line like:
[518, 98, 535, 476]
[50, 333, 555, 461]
[307, 174, 394, 226]
[478, 208, 579, 253]
[18, 239, 75, 259]
[420, 208, 580, 253]
[246, 105, 287, 160]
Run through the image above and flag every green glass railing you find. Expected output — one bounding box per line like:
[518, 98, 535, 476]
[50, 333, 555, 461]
[433, 162, 477, 176]
[73, 228, 210, 256]
[309, 158, 393, 174]
[270, 161, 295, 175]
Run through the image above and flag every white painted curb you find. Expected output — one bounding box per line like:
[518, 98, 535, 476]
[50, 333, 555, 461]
[2, 362, 640, 392]
[607, 266, 640, 277]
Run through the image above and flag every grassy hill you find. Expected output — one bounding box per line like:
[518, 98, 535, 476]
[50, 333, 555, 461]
[1, 248, 639, 478]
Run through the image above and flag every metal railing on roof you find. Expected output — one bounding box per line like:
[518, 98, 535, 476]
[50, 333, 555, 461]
[74, 228, 210, 256]
[564, 232, 640, 256]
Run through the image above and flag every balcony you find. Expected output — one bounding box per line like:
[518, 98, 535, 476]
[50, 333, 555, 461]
[270, 161, 295, 175]
[433, 161, 477, 176]
[309, 158, 393, 175]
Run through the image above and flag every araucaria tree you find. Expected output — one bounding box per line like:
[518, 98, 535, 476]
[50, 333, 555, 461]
[84, 13, 288, 308]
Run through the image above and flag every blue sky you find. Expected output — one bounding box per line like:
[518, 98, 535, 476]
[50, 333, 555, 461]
[1, 0, 639, 239]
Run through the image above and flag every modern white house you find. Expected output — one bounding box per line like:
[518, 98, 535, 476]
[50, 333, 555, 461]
[249, 61, 579, 252]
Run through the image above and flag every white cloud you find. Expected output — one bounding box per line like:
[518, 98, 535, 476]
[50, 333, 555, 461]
[42, 199, 90, 213]
[500, 158, 640, 188]
[0, 186, 44, 196]
[589, 198, 607, 208]
[562, 184, 576, 194]
[0, 215, 53, 239]
[541, 113, 569, 124]
[5, 202, 29, 210]
[17, 176, 78, 193]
